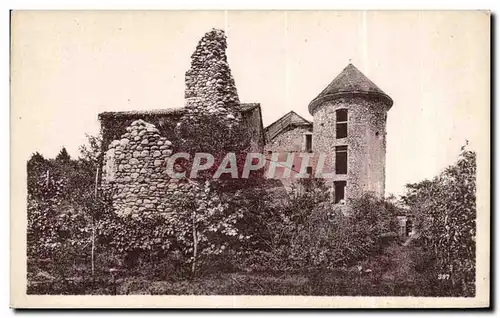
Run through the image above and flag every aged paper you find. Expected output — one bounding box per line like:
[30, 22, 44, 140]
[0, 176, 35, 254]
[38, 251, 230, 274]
[10, 10, 490, 308]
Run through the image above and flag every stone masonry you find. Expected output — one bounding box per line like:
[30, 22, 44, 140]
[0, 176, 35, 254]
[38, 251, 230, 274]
[102, 119, 195, 217]
[101, 28, 249, 216]
[183, 28, 241, 121]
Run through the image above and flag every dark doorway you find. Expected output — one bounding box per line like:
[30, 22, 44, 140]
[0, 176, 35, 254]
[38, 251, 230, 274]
[334, 181, 347, 203]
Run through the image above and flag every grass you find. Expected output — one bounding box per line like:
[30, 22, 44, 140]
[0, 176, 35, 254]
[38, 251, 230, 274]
[27, 245, 463, 296]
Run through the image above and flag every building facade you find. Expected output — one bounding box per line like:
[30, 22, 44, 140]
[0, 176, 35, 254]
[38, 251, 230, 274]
[264, 63, 393, 202]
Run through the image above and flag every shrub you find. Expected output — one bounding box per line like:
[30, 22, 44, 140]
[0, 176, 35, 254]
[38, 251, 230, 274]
[402, 145, 476, 296]
[290, 193, 400, 270]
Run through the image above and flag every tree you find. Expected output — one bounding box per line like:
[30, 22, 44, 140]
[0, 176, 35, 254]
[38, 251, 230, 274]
[27, 152, 49, 196]
[78, 133, 102, 167]
[402, 144, 476, 296]
[169, 29, 256, 277]
[173, 109, 252, 276]
[56, 147, 71, 162]
[27, 135, 109, 283]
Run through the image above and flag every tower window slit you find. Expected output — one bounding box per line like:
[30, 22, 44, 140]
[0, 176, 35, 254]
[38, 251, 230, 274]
[336, 109, 348, 139]
[306, 166, 313, 176]
[334, 181, 347, 203]
[335, 145, 348, 174]
[304, 134, 313, 153]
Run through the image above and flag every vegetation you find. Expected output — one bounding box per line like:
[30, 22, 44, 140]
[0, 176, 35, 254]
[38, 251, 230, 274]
[27, 128, 476, 296]
[402, 144, 476, 296]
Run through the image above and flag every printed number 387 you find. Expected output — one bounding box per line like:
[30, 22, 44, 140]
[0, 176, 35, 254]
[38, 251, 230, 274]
[438, 274, 450, 280]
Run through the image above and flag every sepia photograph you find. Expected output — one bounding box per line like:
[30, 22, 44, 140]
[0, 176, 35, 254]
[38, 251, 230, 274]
[10, 10, 490, 308]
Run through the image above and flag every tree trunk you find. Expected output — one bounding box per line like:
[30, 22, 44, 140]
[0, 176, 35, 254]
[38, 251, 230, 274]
[191, 210, 197, 277]
[94, 167, 99, 198]
[91, 166, 99, 277]
[91, 223, 95, 276]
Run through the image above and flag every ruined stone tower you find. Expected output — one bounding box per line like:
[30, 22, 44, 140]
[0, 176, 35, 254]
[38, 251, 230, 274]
[99, 29, 265, 217]
[308, 63, 393, 202]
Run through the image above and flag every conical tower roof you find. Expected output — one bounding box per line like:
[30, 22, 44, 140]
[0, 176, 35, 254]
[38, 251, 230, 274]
[308, 63, 393, 114]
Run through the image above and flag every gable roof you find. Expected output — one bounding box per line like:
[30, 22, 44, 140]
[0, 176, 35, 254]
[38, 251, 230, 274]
[308, 63, 393, 114]
[264, 111, 312, 142]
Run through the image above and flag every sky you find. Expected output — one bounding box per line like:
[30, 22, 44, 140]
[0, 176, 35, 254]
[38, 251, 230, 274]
[11, 10, 490, 195]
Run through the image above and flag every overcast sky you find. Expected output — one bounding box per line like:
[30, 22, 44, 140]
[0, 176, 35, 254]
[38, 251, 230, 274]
[11, 10, 489, 195]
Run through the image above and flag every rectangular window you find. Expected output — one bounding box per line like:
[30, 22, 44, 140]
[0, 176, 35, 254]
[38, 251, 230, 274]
[399, 223, 407, 236]
[335, 145, 348, 174]
[406, 219, 413, 236]
[334, 181, 347, 203]
[336, 109, 348, 139]
[304, 134, 313, 153]
[306, 166, 313, 176]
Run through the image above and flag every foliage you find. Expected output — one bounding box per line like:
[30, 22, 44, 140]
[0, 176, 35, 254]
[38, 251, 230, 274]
[228, 178, 401, 272]
[402, 144, 476, 296]
[78, 133, 102, 165]
[55, 147, 71, 162]
[26, 123, 476, 297]
[97, 211, 176, 266]
[170, 99, 257, 276]
[287, 192, 399, 269]
[171, 181, 248, 275]
[27, 135, 107, 283]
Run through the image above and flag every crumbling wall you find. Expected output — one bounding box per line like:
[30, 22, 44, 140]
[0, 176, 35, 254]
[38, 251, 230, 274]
[184, 29, 240, 115]
[101, 28, 256, 216]
[178, 28, 246, 154]
[102, 119, 193, 216]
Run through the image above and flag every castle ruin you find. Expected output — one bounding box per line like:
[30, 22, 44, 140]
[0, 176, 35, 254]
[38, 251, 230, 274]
[99, 29, 393, 216]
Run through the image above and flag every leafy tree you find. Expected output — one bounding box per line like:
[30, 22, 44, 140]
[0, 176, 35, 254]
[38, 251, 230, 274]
[78, 133, 102, 167]
[27, 134, 109, 283]
[173, 109, 253, 276]
[402, 144, 476, 296]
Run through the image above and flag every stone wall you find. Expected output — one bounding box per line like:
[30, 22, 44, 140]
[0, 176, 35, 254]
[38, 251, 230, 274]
[241, 104, 265, 152]
[312, 96, 388, 200]
[176, 28, 249, 155]
[264, 126, 312, 153]
[102, 119, 193, 216]
[183, 28, 240, 120]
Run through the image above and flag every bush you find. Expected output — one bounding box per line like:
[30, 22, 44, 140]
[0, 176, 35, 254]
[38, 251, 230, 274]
[289, 193, 400, 269]
[229, 178, 402, 273]
[402, 145, 476, 296]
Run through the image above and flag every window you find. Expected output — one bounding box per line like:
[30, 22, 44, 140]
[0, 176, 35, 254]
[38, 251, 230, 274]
[306, 166, 313, 176]
[406, 219, 413, 236]
[304, 134, 313, 153]
[334, 181, 346, 203]
[336, 109, 348, 139]
[399, 223, 407, 236]
[335, 145, 348, 174]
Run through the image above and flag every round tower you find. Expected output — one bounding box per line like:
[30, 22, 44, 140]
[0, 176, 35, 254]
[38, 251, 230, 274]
[308, 63, 393, 202]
